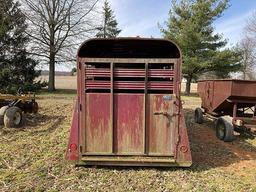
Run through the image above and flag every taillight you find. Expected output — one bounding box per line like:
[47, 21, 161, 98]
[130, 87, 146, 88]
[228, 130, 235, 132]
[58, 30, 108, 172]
[69, 143, 77, 152]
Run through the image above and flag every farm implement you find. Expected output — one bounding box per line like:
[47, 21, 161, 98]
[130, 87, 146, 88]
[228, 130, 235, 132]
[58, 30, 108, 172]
[195, 79, 256, 142]
[0, 92, 38, 128]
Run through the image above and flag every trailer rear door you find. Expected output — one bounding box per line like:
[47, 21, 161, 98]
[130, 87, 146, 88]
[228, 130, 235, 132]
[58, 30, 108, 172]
[80, 58, 178, 157]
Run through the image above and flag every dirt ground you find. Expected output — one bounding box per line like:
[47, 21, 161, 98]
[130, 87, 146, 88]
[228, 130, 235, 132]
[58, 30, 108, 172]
[0, 80, 255, 191]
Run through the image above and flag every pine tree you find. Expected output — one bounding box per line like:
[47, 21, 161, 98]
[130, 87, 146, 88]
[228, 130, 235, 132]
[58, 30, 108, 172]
[161, 0, 242, 95]
[96, 0, 121, 38]
[0, 0, 42, 93]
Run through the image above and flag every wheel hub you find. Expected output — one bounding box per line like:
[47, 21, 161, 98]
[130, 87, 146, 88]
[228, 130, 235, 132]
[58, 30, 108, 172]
[13, 112, 21, 125]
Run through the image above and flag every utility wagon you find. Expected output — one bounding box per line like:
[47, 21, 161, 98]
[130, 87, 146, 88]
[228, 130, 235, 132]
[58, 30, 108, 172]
[195, 79, 256, 142]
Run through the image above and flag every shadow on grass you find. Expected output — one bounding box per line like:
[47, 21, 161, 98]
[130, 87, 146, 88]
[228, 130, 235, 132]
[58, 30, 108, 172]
[25, 113, 66, 135]
[75, 164, 189, 172]
[0, 113, 65, 136]
[184, 108, 256, 172]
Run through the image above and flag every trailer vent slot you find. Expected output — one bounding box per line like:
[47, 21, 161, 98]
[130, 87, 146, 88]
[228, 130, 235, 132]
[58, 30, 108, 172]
[85, 62, 175, 93]
[115, 63, 145, 69]
[85, 62, 111, 93]
[148, 63, 174, 69]
[147, 63, 174, 94]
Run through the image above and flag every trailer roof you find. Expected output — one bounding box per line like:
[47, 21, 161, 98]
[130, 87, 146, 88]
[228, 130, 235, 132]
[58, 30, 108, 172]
[77, 38, 181, 59]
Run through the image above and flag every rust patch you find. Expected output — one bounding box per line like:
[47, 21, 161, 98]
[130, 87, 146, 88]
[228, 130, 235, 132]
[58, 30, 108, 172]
[85, 94, 112, 153]
[148, 94, 175, 156]
[114, 94, 144, 154]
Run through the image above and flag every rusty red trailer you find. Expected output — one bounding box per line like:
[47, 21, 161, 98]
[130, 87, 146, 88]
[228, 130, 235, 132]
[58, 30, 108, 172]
[66, 38, 192, 167]
[196, 79, 256, 141]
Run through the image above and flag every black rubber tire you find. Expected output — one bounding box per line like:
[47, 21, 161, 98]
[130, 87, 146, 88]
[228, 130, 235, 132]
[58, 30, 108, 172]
[4, 107, 23, 128]
[194, 108, 204, 124]
[215, 117, 234, 142]
[0, 106, 9, 125]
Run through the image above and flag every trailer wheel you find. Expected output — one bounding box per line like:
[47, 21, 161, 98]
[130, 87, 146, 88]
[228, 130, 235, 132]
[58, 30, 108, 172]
[194, 108, 204, 124]
[215, 117, 234, 142]
[4, 107, 23, 128]
[0, 106, 9, 125]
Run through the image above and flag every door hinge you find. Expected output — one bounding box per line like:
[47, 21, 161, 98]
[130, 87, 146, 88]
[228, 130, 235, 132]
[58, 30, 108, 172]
[80, 104, 82, 111]
[176, 135, 181, 145]
[78, 62, 81, 70]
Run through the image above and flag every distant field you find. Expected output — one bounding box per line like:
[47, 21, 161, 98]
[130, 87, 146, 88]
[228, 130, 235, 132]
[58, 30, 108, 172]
[40, 75, 198, 93]
[40, 75, 77, 90]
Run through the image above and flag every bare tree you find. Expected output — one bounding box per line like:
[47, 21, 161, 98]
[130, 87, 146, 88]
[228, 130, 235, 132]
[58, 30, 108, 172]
[22, 0, 99, 91]
[239, 37, 256, 80]
[247, 11, 256, 38]
[239, 11, 256, 80]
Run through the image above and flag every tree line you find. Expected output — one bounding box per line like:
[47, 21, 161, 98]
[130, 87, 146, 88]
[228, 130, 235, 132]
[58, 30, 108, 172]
[0, 0, 255, 95]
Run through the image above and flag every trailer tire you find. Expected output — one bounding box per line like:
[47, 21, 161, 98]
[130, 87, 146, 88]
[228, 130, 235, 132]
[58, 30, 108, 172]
[194, 108, 204, 124]
[0, 106, 9, 126]
[4, 107, 23, 128]
[215, 117, 234, 142]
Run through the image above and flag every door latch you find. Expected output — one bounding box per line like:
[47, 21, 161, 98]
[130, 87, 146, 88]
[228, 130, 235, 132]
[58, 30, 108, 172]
[154, 111, 176, 126]
[154, 112, 172, 118]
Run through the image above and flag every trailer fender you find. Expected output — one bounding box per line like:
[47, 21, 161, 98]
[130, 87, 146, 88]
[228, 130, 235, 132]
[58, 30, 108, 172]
[66, 99, 79, 161]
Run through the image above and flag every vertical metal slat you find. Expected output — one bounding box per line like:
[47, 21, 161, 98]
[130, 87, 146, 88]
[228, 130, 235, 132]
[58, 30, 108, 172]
[144, 63, 148, 154]
[81, 62, 86, 153]
[110, 62, 115, 154]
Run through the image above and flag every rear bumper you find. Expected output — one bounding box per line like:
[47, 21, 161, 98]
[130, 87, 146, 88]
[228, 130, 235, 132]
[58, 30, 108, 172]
[78, 156, 191, 167]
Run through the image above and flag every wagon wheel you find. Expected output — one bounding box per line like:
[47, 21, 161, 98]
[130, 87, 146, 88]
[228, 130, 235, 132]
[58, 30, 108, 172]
[215, 117, 234, 142]
[0, 106, 9, 126]
[194, 108, 204, 124]
[4, 106, 23, 128]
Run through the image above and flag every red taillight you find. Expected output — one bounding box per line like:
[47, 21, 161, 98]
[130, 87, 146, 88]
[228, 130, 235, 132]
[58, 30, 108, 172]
[69, 143, 77, 152]
[180, 145, 188, 153]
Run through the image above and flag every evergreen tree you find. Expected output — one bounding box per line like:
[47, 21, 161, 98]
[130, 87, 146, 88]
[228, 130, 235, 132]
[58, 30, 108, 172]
[0, 0, 42, 93]
[161, 0, 242, 94]
[96, 0, 121, 38]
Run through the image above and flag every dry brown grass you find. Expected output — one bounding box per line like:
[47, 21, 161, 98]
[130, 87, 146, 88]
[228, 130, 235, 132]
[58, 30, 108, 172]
[0, 82, 255, 191]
